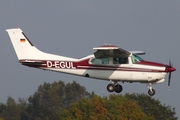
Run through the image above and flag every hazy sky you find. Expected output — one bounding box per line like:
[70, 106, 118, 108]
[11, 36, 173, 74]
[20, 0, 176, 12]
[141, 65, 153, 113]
[0, 0, 180, 117]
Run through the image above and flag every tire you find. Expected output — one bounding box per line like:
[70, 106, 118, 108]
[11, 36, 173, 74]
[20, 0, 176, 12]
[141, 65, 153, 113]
[115, 84, 123, 93]
[107, 84, 115, 92]
[148, 89, 155, 96]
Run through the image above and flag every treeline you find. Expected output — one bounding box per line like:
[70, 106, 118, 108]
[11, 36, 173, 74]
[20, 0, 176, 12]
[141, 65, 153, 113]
[0, 81, 177, 120]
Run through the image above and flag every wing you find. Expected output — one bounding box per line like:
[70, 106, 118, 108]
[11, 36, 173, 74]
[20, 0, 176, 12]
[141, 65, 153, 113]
[93, 45, 131, 58]
[129, 51, 146, 55]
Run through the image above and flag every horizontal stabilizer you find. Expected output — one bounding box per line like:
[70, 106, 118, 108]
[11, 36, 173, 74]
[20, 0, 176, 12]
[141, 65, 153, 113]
[19, 60, 43, 66]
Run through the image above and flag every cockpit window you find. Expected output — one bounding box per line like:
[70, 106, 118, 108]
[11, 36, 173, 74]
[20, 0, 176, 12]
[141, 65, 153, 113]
[131, 54, 143, 64]
[113, 57, 128, 64]
[90, 58, 109, 64]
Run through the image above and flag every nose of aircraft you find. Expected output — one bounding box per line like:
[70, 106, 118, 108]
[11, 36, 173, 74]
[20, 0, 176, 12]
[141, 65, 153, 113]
[170, 67, 176, 72]
[166, 65, 176, 88]
[166, 66, 176, 72]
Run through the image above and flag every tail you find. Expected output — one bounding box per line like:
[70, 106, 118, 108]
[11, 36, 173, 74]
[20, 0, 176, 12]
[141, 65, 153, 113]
[6, 28, 77, 61]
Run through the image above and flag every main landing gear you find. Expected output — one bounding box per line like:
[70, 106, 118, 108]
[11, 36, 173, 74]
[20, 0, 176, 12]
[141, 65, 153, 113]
[106, 81, 156, 96]
[107, 82, 123, 93]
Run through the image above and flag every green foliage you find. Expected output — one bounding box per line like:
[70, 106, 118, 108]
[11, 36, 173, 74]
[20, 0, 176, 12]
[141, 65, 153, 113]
[106, 94, 146, 120]
[0, 81, 177, 120]
[125, 93, 178, 120]
[0, 97, 28, 120]
[60, 94, 146, 120]
[26, 80, 93, 120]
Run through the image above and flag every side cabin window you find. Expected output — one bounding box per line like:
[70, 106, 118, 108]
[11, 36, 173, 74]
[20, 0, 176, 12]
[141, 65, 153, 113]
[113, 57, 128, 64]
[90, 58, 109, 64]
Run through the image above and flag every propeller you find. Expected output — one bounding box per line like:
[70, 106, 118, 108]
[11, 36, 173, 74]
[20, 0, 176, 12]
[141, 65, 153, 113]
[168, 59, 174, 89]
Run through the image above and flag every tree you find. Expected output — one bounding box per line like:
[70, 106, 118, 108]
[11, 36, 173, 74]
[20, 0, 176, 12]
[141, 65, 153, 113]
[125, 93, 177, 120]
[105, 94, 146, 120]
[0, 81, 177, 120]
[60, 94, 147, 120]
[26, 80, 93, 120]
[0, 97, 28, 120]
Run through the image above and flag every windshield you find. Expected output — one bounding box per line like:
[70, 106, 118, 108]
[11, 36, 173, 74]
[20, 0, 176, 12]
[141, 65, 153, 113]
[131, 54, 143, 64]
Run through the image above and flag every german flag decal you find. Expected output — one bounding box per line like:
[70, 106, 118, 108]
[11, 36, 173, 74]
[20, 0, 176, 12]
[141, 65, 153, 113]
[20, 39, 26, 42]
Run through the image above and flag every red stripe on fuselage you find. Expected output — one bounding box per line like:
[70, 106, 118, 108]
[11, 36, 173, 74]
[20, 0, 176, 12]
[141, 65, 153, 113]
[136, 60, 167, 67]
[76, 66, 162, 72]
[19, 59, 167, 73]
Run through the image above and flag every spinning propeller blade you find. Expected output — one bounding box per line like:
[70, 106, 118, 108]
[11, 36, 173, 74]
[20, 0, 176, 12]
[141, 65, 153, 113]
[168, 60, 174, 89]
[168, 72, 171, 88]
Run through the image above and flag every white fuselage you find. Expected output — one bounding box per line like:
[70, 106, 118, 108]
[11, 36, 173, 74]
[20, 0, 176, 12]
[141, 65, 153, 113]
[39, 55, 167, 84]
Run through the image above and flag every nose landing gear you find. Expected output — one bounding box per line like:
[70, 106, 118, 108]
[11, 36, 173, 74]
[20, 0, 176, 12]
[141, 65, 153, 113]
[147, 83, 155, 96]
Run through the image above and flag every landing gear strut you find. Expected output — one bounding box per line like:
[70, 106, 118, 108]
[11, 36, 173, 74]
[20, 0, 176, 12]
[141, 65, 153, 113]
[147, 83, 155, 96]
[107, 81, 123, 93]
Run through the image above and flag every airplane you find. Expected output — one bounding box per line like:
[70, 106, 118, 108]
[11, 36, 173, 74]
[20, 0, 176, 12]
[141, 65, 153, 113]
[6, 28, 176, 96]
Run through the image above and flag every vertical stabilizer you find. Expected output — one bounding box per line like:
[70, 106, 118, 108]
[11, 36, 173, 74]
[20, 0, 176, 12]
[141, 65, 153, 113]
[6, 28, 78, 61]
[6, 28, 33, 60]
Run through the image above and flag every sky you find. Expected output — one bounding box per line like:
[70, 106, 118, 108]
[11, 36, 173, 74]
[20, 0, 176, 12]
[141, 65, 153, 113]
[0, 0, 180, 117]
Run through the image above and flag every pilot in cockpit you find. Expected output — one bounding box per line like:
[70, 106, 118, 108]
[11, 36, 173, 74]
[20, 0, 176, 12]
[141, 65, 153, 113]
[113, 57, 128, 64]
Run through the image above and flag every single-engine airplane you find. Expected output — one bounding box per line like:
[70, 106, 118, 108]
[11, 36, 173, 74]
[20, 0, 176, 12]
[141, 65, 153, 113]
[6, 28, 176, 96]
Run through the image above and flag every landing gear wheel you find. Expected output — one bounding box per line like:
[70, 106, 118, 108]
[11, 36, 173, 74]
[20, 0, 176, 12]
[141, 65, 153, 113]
[115, 84, 123, 93]
[107, 84, 115, 92]
[148, 89, 155, 96]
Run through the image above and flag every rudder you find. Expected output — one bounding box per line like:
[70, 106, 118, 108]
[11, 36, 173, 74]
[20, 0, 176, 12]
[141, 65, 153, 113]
[6, 28, 49, 60]
[6, 28, 78, 61]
